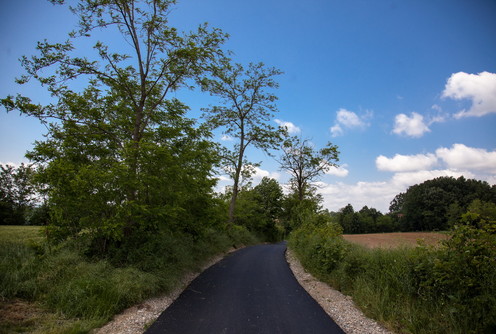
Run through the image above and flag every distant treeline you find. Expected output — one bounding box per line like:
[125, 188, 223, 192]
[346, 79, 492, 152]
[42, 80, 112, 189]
[334, 176, 496, 234]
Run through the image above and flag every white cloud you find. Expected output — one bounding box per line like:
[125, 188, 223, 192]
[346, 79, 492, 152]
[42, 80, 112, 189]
[392, 112, 430, 138]
[330, 108, 371, 137]
[316, 144, 496, 212]
[318, 181, 396, 212]
[252, 166, 281, 182]
[274, 119, 301, 135]
[0, 161, 29, 168]
[318, 169, 477, 212]
[221, 135, 233, 141]
[436, 144, 496, 173]
[214, 167, 281, 194]
[336, 109, 366, 128]
[376, 153, 438, 172]
[390, 169, 473, 188]
[442, 71, 496, 118]
[330, 124, 343, 137]
[325, 164, 349, 177]
[429, 104, 449, 124]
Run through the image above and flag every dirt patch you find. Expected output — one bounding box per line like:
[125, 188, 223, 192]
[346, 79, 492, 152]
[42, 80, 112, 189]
[342, 232, 449, 249]
[0, 299, 42, 333]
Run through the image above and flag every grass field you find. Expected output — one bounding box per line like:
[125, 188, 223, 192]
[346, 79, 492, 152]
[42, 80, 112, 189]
[342, 232, 449, 248]
[0, 225, 44, 244]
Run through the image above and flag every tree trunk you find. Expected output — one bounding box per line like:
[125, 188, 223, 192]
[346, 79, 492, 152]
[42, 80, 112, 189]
[228, 176, 239, 224]
[229, 123, 245, 224]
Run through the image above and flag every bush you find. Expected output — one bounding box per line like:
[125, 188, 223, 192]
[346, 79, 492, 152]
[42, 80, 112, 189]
[289, 215, 496, 334]
[289, 222, 346, 276]
[413, 212, 496, 333]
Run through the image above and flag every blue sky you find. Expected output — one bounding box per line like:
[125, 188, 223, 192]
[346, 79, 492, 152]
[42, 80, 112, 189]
[1, 0, 496, 212]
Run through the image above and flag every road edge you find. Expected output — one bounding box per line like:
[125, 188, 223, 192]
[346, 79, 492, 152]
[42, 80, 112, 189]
[285, 247, 395, 334]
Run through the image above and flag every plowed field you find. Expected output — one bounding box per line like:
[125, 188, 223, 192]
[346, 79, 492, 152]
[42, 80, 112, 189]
[342, 232, 449, 249]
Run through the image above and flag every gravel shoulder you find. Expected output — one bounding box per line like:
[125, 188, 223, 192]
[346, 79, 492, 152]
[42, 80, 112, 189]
[285, 248, 395, 334]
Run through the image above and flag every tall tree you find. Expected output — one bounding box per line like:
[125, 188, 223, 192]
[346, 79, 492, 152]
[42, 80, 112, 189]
[1, 0, 227, 247]
[279, 136, 339, 201]
[201, 61, 284, 223]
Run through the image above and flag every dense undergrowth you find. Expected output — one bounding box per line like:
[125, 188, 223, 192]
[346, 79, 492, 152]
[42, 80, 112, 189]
[289, 212, 496, 334]
[0, 225, 258, 333]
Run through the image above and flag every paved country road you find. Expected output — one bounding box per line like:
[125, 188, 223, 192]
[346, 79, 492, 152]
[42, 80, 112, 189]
[145, 242, 345, 334]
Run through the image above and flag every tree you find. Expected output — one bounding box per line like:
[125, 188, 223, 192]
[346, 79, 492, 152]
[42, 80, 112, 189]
[253, 177, 284, 224]
[201, 61, 284, 223]
[0, 163, 36, 225]
[391, 176, 496, 232]
[1, 0, 227, 248]
[279, 136, 339, 201]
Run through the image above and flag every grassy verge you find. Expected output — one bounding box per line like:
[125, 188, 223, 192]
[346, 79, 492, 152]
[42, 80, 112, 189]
[0, 225, 258, 333]
[289, 223, 496, 334]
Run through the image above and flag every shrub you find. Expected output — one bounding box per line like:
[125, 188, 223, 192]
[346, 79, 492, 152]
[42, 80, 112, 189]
[289, 214, 496, 334]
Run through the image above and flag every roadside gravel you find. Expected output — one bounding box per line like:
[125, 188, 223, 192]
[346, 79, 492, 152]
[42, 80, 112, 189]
[285, 248, 395, 334]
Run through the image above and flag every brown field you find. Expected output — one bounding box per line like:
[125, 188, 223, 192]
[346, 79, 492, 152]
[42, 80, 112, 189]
[342, 232, 449, 249]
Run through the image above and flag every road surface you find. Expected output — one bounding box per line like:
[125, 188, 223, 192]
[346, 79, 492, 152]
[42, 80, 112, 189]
[146, 242, 344, 334]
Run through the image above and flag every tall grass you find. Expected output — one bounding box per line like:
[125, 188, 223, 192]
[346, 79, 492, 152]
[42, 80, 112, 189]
[0, 225, 258, 333]
[289, 223, 496, 334]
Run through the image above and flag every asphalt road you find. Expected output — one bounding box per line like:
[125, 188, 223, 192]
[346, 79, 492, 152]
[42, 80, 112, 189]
[145, 242, 344, 334]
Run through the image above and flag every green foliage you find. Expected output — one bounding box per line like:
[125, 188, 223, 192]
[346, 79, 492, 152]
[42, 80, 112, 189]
[289, 203, 496, 333]
[1, 225, 258, 333]
[390, 176, 495, 231]
[289, 221, 345, 276]
[279, 136, 339, 201]
[412, 202, 496, 333]
[280, 188, 326, 232]
[1, 0, 231, 250]
[234, 177, 285, 241]
[201, 61, 285, 223]
[0, 163, 39, 225]
[336, 203, 399, 234]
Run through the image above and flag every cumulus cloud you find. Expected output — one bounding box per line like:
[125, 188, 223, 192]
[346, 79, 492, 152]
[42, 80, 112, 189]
[376, 153, 438, 172]
[274, 119, 301, 134]
[251, 166, 281, 182]
[330, 108, 371, 137]
[392, 112, 430, 138]
[390, 169, 473, 188]
[436, 144, 496, 173]
[318, 168, 477, 212]
[317, 181, 396, 212]
[442, 71, 496, 118]
[377, 144, 496, 176]
[316, 144, 496, 212]
[214, 167, 281, 194]
[330, 124, 343, 137]
[325, 164, 349, 177]
[336, 109, 366, 128]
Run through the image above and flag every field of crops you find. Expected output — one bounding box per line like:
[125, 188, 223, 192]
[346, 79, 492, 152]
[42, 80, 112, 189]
[342, 232, 449, 248]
